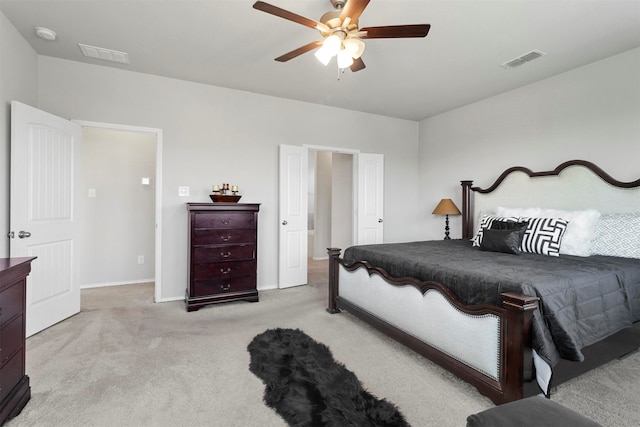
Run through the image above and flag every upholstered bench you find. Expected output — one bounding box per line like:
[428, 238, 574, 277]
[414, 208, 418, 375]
[466, 396, 603, 427]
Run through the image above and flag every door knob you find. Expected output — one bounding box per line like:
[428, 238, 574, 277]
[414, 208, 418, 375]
[378, 219, 383, 223]
[18, 231, 31, 238]
[282, 220, 288, 225]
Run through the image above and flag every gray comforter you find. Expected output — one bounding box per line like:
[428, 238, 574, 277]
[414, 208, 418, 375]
[342, 240, 640, 366]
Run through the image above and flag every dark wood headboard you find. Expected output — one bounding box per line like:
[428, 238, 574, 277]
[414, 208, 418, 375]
[460, 160, 640, 239]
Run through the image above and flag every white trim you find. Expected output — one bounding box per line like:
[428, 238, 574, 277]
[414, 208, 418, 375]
[81, 278, 154, 289]
[303, 144, 360, 155]
[74, 120, 164, 303]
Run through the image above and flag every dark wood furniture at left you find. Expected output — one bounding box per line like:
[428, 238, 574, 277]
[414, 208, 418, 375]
[0, 257, 36, 426]
[186, 203, 260, 312]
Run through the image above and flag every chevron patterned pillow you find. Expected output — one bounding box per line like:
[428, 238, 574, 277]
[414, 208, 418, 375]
[590, 213, 640, 259]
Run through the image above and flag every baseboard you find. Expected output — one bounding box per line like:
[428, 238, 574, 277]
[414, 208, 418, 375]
[81, 278, 155, 289]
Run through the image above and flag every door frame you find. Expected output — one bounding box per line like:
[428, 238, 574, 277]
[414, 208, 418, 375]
[75, 120, 163, 302]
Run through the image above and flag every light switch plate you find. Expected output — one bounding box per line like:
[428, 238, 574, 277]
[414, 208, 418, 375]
[88, 188, 96, 198]
[178, 186, 190, 197]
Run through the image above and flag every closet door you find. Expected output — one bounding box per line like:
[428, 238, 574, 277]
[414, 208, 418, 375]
[356, 153, 384, 245]
[278, 145, 308, 288]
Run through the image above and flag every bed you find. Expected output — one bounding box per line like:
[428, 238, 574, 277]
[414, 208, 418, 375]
[326, 160, 640, 404]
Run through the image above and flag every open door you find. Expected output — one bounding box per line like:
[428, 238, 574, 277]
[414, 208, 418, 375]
[356, 153, 384, 244]
[10, 101, 81, 337]
[278, 145, 308, 288]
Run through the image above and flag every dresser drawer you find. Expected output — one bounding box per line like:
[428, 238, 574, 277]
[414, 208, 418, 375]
[0, 315, 23, 367]
[0, 281, 24, 326]
[0, 347, 24, 404]
[194, 212, 255, 230]
[193, 244, 255, 263]
[193, 260, 256, 281]
[192, 275, 256, 297]
[192, 228, 255, 246]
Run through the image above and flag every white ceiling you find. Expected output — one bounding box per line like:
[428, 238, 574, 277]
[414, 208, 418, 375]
[2, 0, 639, 121]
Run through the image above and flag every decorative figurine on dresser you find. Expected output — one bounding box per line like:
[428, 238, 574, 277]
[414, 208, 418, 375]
[186, 185, 260, 311]
[0, 257, 36, 425]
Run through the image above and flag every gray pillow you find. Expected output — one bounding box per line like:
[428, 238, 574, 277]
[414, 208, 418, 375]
[480, 222, 528, 255]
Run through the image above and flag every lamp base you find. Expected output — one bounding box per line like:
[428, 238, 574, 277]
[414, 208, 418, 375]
[443, 214, 451, 240]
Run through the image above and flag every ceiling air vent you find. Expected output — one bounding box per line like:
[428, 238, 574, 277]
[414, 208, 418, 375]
[79, 43, 129, 64]
[500, 50, 545, 69]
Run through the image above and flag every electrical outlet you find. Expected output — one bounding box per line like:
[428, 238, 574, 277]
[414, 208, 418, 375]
[137, 255, 144, 264]
[178, 186, 190, 197]
[88, 188, 96, 198]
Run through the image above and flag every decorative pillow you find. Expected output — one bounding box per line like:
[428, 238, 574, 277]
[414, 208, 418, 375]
[471, 215, 519, 247]
[489, 220, 529, 231]
[480, 227, 527, 255]
[496, 207, 601, 257]
[519, 217, 569, 257]
[590, 213, 640, 259]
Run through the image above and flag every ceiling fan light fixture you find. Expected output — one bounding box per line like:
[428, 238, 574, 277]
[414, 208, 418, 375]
[314, 46, 333, 66]
[343, 37, 365, 59]
[337, 49, 354, 68]
[323, 34, 342, 56]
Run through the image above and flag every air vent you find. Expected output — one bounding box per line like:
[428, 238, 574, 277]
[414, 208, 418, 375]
[500, 50, 545, 69]
[78, 43, 129, 64]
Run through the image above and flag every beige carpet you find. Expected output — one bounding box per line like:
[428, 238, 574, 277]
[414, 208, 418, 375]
[6, 260, 640, 427]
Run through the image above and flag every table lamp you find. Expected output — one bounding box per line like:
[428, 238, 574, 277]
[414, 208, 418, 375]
[432, 198, 461, 240]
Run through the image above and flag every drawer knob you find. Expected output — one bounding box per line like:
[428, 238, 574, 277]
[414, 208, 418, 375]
[220, 267, 232, 275]
[220, 284, 231, 291]
[220, 251, 231, 258]
[221, 235, 231, 242]
[220, 218, 232, 225]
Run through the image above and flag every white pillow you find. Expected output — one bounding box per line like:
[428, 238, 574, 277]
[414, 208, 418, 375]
[495, 207, 601, 257]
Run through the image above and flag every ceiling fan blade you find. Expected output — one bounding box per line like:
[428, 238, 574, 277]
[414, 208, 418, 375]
[361, 24, 431, 39]
[340, 0, 370, 23]
[253, 1, 328, 31]
[275, 40, 323, 62]
[350, 57, 366, 72]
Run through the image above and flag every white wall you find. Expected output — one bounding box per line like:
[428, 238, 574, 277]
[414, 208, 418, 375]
[331, 153, 353, 251]
[313, 151, 332, 259]
[36, 56, 420, 300]
[0, 11, 38, 258]
[418, 47, 640, 240]
[79, 127, 156, 287]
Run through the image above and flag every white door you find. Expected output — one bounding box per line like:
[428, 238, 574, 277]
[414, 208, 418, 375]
[10, 101, 81, 337]
[356, 153, 384, 244]
[278, 145, 308, 288]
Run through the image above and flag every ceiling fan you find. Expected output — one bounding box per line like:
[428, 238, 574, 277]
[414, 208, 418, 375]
[252, 0, 431, 72]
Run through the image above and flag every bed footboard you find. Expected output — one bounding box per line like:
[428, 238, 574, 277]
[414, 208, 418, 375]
[327, 248, 539, 405]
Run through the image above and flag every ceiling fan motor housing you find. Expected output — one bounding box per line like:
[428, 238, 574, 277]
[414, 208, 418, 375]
[319, 9, 358, 37]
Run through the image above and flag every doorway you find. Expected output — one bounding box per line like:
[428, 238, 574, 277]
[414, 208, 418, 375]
[279, 144, 383, 289]
[307, 150, 354, 261]
[77, 121, 163, 302]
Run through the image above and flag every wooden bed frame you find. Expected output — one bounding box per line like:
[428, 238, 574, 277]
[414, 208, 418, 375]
[327, 160, 640, 405]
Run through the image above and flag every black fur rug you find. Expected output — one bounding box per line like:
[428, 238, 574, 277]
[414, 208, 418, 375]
[247, 328, 410, 427]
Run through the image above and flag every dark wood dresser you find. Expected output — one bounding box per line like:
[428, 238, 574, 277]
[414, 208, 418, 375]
[0, 257, 35, 425]
[186, 203, 260, 312]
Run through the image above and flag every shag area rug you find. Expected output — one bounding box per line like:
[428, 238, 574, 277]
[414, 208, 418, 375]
[247, 328, 409, 427]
